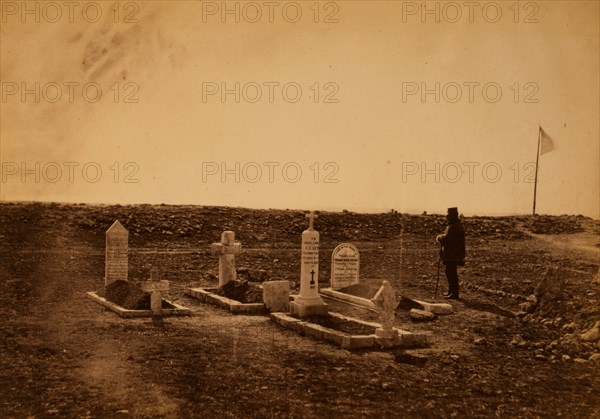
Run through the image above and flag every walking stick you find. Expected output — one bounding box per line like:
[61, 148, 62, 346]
[434, 243, 442, 299]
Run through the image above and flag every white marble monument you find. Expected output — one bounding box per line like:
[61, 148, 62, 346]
[289, 211, 328, 318]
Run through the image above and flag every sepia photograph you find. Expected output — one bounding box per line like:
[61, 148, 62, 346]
[1, 1, 599, 417]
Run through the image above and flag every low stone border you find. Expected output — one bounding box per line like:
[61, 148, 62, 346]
[270, 311, 430, 350]
[319, 288, 375, 309]
[187, 287, 266, 314]
[86, 291, 192, 318]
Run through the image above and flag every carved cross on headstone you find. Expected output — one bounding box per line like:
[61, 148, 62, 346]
[142, 270, 170, 315]
[306, 211, 318, 231]
[371, 281, 398, 339]
[210, 231, 242, 287]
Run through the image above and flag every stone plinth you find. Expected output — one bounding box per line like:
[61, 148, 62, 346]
[262, 281, 290, 312]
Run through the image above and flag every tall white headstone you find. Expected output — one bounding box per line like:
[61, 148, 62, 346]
[105, 220, 128, 286]
[290, 211, 328, 318]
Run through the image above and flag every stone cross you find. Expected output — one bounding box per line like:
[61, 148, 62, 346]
[210, 231, 242, 287]
[306, 211, 318, 231]
[141, 274, 170, 314]
[371, 281, 398, 339]
[105, 220, 128, 286]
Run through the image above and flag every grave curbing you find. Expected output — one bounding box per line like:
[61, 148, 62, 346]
[270, 312, 430, 350]
[86, 291, 192, 318]
[187, 287, 267, 314]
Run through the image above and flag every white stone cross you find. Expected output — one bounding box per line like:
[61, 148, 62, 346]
[371, 281, 398, 339]
[210, 231, 242, 286]
[141, 277, 170, 314]
[306, 211, 318, 231]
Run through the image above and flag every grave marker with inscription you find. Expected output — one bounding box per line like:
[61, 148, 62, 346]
[331, 243, 360, 290]
[105, 220, 129, 286]
[290, 211, 328, 318]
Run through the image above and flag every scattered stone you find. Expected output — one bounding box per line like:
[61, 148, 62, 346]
[511, 334, 527, 347]
[409, 308, 436, 322]
[588, 353, 600, 362]
[526, 294, 538, 305]
[580, 321, 600, 342]
[534, 268, 565, 302]
[474, 337, 486, 345]
[573, 358, 587, 364]
[562, 354, 572, 361]
[535, 354, 547, 361]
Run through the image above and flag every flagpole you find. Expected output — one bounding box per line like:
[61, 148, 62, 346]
[532, 125, 541, 215]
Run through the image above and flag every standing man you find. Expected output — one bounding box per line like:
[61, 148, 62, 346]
[436, 207, 465, 299]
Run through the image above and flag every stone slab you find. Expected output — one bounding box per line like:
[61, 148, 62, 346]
[398, 295, 453, 315]
[319, 288, 375, 309]
[187, 287, 266, 314]
[86, 291, 192, 318]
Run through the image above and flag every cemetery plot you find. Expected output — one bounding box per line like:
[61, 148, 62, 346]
[188, 231, 267, 314]
[271, 311, 430, 350]
[88, 221, 191, 318]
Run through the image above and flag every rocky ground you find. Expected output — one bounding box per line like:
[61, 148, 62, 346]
[0, 202, 599, 418]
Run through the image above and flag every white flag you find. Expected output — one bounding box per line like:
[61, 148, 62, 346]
[539, 127, 556, 155]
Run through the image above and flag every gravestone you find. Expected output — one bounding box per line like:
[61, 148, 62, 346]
[211, 231, 242, 287]
[141, 268, 170, 315]
[290, 211, 328, 318]
[105, 220, 129, 286]
[262, 281, 290, 312]
[371, 281, 398, 340]
[330, 243, 360, 289]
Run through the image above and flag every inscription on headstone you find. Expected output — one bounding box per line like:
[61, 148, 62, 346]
[330, 243, 360, 289]
[105, 220, 129, 286]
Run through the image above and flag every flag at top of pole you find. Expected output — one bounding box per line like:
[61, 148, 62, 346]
[533, 125, 557, 215]
[539, 126, 556, 155]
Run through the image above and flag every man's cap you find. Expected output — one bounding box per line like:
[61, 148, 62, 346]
[447, 207, 459, 216]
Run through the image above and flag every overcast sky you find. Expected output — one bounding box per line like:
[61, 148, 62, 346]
[1, 1, 598, 217]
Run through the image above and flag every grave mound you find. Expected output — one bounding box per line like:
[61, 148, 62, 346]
[336, 283, 378, 299]
[98, 280, 175, 310]
[305, 314, 377, 335]
[216, 280, 263, 304]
